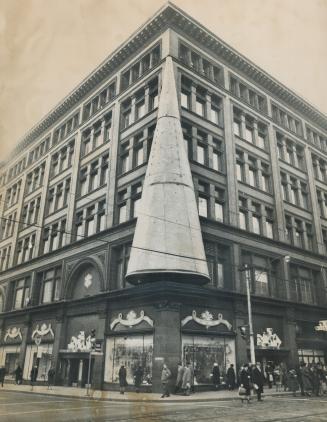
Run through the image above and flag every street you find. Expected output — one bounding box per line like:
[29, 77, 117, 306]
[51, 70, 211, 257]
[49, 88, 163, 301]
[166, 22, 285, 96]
[0, 391, 327, 421]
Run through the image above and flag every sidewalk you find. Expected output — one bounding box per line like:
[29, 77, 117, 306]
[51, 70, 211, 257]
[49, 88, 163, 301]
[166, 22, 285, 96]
[1, 383, 293, 402]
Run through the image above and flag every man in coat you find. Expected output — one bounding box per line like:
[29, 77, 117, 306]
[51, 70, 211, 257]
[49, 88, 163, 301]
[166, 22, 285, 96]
[212, 362, 220, 390]
[14, 365, 23, 385]
[118, 364, 127, 394]
[252, 363, 265, 401]
[226, 364, 236, 390]
[161, 364, 172, 398]
[174, 362, 184, 394]
[0, 366, 5, 387]
[30, 365, 38, 387]
[239, 363, 251, 403]
[181, 362, 192, 396]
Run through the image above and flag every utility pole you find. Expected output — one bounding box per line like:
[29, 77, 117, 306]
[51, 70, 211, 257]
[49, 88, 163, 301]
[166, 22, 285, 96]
[244, 264, 256, 365]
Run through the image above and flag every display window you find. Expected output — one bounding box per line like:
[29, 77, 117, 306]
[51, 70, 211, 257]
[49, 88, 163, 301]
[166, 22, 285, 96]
[23, 344, 53, 381]
[182, 335, 236, 384]
[104, 334, 153, 385]
[298, 349, 326, 364]
[0, 346, 21, 379]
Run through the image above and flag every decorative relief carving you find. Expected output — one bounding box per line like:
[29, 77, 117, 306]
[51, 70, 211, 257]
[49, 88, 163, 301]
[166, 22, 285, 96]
[257, 328, 282, 349]
[4, 327, 23, 342]
[110, 310, 154, 330]
[31, 323, 54, 339]
[181, 310, 232, 330]
[84, 273, 93, 289]
[315, 320, 327, 332]
[67, 331, 92, 352]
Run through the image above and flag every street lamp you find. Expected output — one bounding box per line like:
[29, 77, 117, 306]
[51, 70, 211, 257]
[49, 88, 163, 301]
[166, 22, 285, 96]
[239, 255, 291, 365]
[86, 329, 96, 397]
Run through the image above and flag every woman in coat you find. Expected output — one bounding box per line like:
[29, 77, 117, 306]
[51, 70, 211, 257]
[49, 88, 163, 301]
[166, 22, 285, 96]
[212, 363, 220, 390]
[174, 363, 184, 394]
[226, 364, 236, 390]
[134, 365, 143, 393]
[118, 365, 127, 394]
[252, 363, 264, 401]
[239, 363, 251, 403]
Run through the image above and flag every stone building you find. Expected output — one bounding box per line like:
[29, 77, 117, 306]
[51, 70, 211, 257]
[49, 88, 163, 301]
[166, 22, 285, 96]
[0, 3, 326, 392]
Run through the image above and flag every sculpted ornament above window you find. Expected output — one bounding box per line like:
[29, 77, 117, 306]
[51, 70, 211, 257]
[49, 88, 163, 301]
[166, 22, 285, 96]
[110, 310, 154, 330]
[84, 273, 93, 289]
[4, 327, 23, 343]
[181, 310, 232, 330]
[31, 323, 54, 339]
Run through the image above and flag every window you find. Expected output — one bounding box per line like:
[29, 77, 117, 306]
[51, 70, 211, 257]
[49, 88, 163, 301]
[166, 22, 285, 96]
[205, 242, 229, 289]
[233, 111, 242, 137]
[322, 229, 327, 254]
[86, 206, 96, 237]
[79, 168, 88, 197]
[212, 138, 223, 172]
[248, 157, 257, 187]
[229, 74, 268, 112]
[294, 220, 304, 248]
[198, 182, 208, 217]
[0, 246, 11, 272]
[50, 141, 74, 178]
[214, 188, 224, 222]
[120, 44, 160, 91]
[245, 121, 254, 144]
[196, 144, 205, 165]
[52, 113, 79, 146]
[257, 124, 267, 149]
[180, 76, 191, 109]
[42, 219, 66, 254]
[265, 208, 274, 239]
[82, 81, 116, 121]
[290, 178, 299, 206]
[16, 233, 35, 264]
[0, 212, 16, 239]
[271, 104, 302, 136]
[121, 99, 132, 129]
[112, 243, 131, 289]
[261, 163, 271, 192]
[120, 141, 130, 174]
[195, 88, 206, 117]
[135, 90, 146, 120]
[252, 203, 261, 234]
[290, 265, 317, 304]
[236, 150, 244, 182]
[39, 267, 61, 303]
[118, 190, 128, 224]
[254, 269, 269, 296]
[239, 197, 247, 230]
[5, 180, 22, 208]
[13, 278, 31, 309]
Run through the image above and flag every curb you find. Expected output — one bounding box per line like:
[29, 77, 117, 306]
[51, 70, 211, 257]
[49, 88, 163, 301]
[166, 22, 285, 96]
[1, 387, 294, 403]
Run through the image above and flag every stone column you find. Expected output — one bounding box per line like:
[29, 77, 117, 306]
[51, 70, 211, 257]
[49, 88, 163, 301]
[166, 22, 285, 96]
[284, 308, 299, 368]
[152, 303, 181, 393]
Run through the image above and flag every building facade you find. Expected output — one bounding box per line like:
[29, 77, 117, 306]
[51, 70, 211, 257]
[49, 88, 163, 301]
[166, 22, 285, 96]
[0, 3, 327, 392]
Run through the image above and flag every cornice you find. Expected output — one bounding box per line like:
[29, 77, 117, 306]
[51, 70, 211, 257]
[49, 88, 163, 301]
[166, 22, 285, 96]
[10, 2, 327, 161]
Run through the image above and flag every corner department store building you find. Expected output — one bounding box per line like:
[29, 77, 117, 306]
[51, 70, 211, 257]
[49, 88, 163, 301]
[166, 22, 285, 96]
[0, 3, 326, 392]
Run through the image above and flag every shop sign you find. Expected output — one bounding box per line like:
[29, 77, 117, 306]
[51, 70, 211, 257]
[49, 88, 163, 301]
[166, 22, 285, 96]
[67, 331, 92, 352]
[110, 310, 154, 330]
[257, 328, 281, 349]
[31, 323, 54, 340]
[181, 310, 232, 330]
[315, 320, 327, 332]
[4, 327, 23, 343]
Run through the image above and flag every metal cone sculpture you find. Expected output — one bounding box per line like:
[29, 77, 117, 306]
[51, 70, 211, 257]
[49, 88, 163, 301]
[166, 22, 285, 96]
[125, 57, 210, 285]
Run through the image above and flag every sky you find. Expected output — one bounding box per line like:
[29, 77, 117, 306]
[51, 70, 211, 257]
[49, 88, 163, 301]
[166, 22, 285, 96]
[0, 0, 326, 160]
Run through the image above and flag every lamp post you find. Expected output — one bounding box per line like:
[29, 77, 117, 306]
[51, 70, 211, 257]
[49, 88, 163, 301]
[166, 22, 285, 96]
[86, 329, 96, 397]
[240, 255, 290, 365]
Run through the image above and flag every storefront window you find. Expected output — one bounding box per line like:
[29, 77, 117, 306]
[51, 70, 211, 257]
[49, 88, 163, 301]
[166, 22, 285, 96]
[4, 353, 19, 377]
[182, 335, 236, 385]
[298, 349, 325, 364]
[105, 335, 153, 385]
[23, 344, 53, 381]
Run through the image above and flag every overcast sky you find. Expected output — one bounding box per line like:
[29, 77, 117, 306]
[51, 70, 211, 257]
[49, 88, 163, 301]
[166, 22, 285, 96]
[0, 0, 326, 160]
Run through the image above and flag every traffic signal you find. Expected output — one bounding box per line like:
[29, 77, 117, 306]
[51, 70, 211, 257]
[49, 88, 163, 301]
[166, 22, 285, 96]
[90, 329, 96, 339]
[239, 325, 248, 340]
[90, 329, 96, 350]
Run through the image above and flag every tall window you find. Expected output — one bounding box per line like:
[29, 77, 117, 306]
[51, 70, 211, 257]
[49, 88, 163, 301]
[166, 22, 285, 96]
[198, 182, 209, 217]
[205, 242, 229, 289]
[290, 266, 317, 304]
[39, 267, 61, 303]
[13, 278, 31, 309]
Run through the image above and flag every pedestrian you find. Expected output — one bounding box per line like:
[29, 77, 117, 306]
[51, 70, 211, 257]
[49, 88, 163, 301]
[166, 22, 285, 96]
[296, 363, 305, 396]
[252, 363, 264, 401]
[30, 365, 38, 387]
[265, 362, 274, 389]
[174, 362, 184, 394]
[280, 362, 288, 391]
[226, 364, 236, 390]
[14, 365, 23, 385]
[287, 368, 299, 396]
[211, 362, 220, 390]
[161, 364, 171, 398]
[0, 366, 5, 387]
[274, 365, 282, 392]
[239, 363, 251, 403]
[181, 362, 192, 396]
[311, 365, 321, 397]
[47, 367, 55, 389]
[300, 362, 313, 396]
[134, 365, 143, 393]
[118, 364, 128, 394]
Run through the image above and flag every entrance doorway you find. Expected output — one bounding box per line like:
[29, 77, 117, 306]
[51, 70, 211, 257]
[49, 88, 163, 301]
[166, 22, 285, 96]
[60, 355, 94, 388]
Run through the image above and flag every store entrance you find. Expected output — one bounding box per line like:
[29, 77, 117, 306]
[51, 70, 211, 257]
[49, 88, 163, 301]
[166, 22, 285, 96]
[59, 354, 93, 388]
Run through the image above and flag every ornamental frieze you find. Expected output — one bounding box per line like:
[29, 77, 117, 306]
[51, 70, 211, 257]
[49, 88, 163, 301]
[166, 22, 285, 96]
[31, 323, 55, 340]
[181, 310, 232, 330]
[110, 310, 154, 330]
[4, 327, 23, 343]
